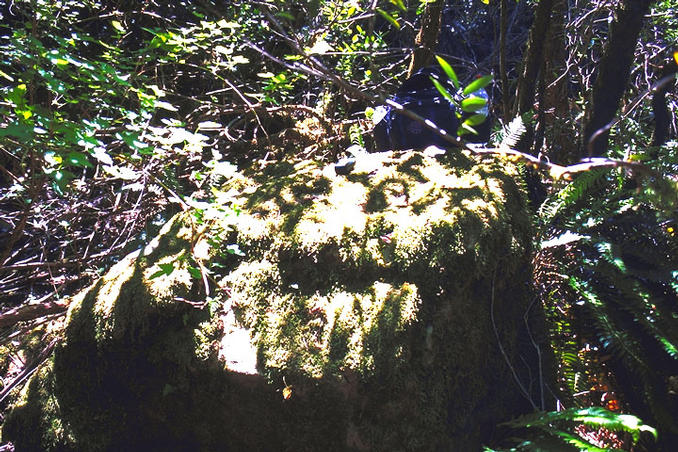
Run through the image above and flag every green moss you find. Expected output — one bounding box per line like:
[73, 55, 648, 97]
[3, 360, 76, 452]
[4, 150, 550, 450]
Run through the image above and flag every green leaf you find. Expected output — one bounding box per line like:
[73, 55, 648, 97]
[462, 113, 488, 127]
[276, 11, 296, 21]
[154, 100, 178, 111]
[0, 122, 35, 140]
[435, 55, 459, 89]
[52, 169, 75, 195]
[461, 96, 487, 112]
[390, 0, 407, 12]
[188, 266, 202, 279]
[430, 76, 455, 103]
[376, 8, 401, 29]
[457, 123, 478, 136]
[111, 20, 125, 33]
[462, 75, 493, 96]
[7, 84, 27, 107]
[150, 262, 175, 279]
[66, 151, 93, 168]
[226, 244, 245, 257]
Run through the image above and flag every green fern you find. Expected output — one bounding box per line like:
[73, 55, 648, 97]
[535, 150, 678, 447]
[499, 115, 528, 149]
[537, 169, 608, 234]
[486, 407, 656, 451]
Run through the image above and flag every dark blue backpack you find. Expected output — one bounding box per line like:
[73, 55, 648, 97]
[373, 67, 459, 152]
[373, 66, 490, 152]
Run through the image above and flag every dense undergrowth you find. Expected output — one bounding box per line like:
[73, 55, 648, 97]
[1, 0, 677, 450]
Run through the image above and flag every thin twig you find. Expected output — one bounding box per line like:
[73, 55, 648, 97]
[0, 337, 59, 404]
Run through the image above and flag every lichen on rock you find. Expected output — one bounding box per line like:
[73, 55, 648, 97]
[4, 150, 551, 451]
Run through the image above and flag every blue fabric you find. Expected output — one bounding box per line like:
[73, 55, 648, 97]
[372, 66, 491, 151]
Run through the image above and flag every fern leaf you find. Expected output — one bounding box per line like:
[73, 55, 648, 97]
[499, 116, 527, 149]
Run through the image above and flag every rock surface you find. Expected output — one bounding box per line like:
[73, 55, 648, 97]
[4, 151, 550, 451]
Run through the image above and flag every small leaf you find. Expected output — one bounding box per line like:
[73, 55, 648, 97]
[389, 0, 407, 12]
[435, 55, 459, 89]
[7, 84, 27, 106]
[276, 11, 296, 21]
[376, 8, 401, 29]
[111, 20, 125, 33]
[461, 96, 487, 112]
[66, 151, 93, 168]
[103, 165, 139, 180]
[462, 75, 493, 96]
[197, 121, 222, 130]
[457, 123, 478, 136]
[92, 147, 114, 166]
[430, 76, 455, 103]
[308, 39, 333, 55]
[52, 169, 75, 195]
[150, 262, 176, 279]
[188, 266, 202, 279]
[154, 100, 178, 111]
[282, 385, 293, 400]
[462, 113, 487, 127]
[226, 244, 245, 257]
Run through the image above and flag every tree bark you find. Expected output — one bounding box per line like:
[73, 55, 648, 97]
[539, 0, 574, 163]
[407, 0, 445, 77]
[499, 0, 510, 121]
[581, 0, 656, 157]
[650, 55, 678, 149]
[513, 0, 554, 118]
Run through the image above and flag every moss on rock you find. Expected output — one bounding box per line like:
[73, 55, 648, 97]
[4, 151, 551, 451]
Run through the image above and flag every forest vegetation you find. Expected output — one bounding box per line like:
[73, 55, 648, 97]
[0, 0, 677, 450]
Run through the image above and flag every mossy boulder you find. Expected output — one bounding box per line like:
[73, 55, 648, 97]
[3, 151, 550, 451]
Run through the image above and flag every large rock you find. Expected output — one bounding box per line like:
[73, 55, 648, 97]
[4, 151, 550, 451]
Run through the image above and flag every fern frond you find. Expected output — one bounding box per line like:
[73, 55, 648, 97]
[499, 407, 656, 450]
[538, 169, 609, 232]
[499, 116, 527, 149]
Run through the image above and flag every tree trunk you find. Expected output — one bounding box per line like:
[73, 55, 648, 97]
[581, 0, 656, 157]
[539, 0, 574, 164]
[407, 0, 444, 77]
[499, 0, 510, 121]
[650, 54, 678, 150]
[513, 0, 554, 119]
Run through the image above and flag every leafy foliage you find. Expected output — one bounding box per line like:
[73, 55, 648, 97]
[430, 56, 492, 136]
[535, 143, 678, 445]
[486, 407, 657, 451]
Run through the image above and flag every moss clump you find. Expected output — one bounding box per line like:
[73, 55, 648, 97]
[4, 151, 551, 450]
[215, 150, 544, 448]
[3, 360, 76, 451]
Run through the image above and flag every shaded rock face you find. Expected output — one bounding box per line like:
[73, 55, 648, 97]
[4, 151, 550, 451]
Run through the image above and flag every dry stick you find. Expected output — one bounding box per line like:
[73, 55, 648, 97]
[222, 78, 269, 138]
[0, 301, 68, 329]
[0, 337, 59, 404]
